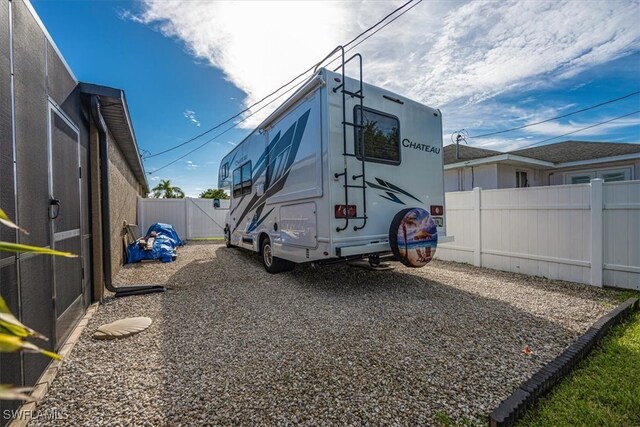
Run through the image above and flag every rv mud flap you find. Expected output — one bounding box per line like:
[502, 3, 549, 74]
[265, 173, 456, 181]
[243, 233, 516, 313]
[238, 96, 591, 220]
[336, 242, 391, 257]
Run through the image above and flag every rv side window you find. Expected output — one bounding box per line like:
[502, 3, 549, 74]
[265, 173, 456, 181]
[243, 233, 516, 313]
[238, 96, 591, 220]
[241, 162, 252, 194]
[354, 106, 400, 165]
[221, 162, 229, 179]
[232, 161, 252, 197]
[233, 168, 242, 197]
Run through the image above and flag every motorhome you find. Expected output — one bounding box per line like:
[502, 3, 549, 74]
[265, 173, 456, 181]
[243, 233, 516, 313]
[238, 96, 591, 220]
[217, 53, 450, 273]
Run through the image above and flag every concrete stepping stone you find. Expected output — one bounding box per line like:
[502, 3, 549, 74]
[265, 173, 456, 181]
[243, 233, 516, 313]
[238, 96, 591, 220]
[93, 317, 152, 340]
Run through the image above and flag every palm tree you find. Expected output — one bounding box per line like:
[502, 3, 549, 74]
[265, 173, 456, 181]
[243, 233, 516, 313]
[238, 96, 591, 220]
[400, 211, 420, 262]
[151, 179, 185, 199]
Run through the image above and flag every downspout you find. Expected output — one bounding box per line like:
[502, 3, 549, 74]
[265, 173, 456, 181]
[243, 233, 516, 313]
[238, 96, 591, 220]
[90, 96, 165, 297]
[471, 166, 475, 188]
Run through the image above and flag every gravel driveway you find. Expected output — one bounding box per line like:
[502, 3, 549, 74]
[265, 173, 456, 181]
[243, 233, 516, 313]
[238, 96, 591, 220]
[30, 242, 624, 426]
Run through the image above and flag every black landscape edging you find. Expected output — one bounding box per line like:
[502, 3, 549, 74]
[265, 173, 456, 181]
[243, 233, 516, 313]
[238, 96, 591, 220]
[489, 297, 639, 427]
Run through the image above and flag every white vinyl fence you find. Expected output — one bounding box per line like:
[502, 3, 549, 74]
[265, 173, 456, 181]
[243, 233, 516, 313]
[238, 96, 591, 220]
[137, 197, 228, 239]
[436, 179, 640, 290]
[137, 181, 639, 290]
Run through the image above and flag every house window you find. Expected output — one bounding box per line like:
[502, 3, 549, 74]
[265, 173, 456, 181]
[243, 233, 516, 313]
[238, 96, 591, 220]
[354, 106, 401, 164]
[570, 174, 593, 184]
[565, 167, 632, 184]
[601, 171, 628, 182]
[232, 161, 252, 197]
[516, 171, 529, 188]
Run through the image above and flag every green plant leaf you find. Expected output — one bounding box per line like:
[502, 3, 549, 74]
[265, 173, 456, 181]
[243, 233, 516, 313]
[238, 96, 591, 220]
[0, 241, 77, 258]
[0, 294, 47, 340]
[0, 385, 32, 401]
[0, 294, 11, 314]
[0, 314, 47, 340]
[0, 333, 60, 360]
[0, 208, 28, 235]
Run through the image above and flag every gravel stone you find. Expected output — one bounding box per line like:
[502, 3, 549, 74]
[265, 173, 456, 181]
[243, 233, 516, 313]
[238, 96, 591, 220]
[29, 242, 622, 426]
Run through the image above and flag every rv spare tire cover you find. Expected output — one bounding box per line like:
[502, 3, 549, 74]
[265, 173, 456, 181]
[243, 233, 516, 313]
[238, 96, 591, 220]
[389, 207, 438, 268]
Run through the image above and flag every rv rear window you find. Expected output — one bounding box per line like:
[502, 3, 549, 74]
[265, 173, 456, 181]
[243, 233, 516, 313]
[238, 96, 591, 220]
[233, 161, 252, 197]
[354, 106, 400, 164]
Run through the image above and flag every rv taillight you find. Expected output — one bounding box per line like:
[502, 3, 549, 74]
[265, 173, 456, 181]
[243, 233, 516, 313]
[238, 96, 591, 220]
[335, 205, 356, 218]
[431, 205, 444, 216]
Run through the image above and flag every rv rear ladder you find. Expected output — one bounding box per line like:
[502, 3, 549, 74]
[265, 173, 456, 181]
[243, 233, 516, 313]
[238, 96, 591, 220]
[327, 46, 368, 233]
[339, 89, 364, 99]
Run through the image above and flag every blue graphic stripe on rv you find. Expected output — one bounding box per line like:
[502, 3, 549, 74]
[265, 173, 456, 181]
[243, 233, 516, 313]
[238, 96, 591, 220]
[247, 207, 274, 233]
[366, 177, 422, 204]
[379, 192, 405, 205]
[252, 132, 279, 182]
[229, 195, 245, 215]
[233, 109, 311, 232]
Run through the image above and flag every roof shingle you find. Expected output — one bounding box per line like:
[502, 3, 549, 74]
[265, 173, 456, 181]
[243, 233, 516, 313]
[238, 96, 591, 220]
[443, 144, 501, 165]
[443, 140, 640, 165]
[509, 140, 640, 163]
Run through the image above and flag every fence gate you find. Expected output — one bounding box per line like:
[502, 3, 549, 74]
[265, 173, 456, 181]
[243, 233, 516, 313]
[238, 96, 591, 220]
[138, 197, 228, 239]
[48, 101, 85, 344]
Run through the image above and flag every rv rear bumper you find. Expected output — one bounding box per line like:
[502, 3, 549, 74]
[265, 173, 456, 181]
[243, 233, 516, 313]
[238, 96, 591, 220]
[335, 242, 391, 257]
[335, 234, 454, 257]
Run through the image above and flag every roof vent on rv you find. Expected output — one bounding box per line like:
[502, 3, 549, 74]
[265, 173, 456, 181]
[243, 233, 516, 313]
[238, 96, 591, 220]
[383, 94, 404, 105]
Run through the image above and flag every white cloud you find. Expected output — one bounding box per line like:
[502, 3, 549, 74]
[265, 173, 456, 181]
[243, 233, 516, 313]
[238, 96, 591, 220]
[150, 176, 160, 181]
[411, 0, 640, 105]
[116, 8, 146, 24]
[183, 109, 201, 127]
[185, 160, 199, 169]
[129, 0, 640, 130]
[514, 116, 640, 136]
[439, 93, 640, 153]
[448, 136, 535, 153]
[227, 141, 236, 146]
[448, 114, 640, 152]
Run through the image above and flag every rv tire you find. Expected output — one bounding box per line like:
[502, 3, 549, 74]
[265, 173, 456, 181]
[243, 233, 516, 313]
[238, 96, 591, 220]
[225, 227, 234, 248]
[261, 238, 295, 274]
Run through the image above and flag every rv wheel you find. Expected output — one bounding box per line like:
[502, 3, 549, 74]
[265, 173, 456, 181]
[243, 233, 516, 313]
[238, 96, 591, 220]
[225, 227, 234, 248]
[261, 238, 295, 274]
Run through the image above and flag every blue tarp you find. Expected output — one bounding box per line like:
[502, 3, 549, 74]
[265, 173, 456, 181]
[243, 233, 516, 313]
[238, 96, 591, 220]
[146, 223, 184, 247]
[126, 223, 184, 264]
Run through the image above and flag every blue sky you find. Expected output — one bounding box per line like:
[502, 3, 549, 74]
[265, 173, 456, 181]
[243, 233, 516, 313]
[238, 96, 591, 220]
[32, 0, 640, 197]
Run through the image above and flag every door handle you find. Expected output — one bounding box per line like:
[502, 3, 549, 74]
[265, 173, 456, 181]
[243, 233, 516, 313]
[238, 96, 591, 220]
[49, 198, 60, 220]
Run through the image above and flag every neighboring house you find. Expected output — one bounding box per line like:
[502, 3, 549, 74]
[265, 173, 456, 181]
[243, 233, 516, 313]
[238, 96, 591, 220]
[444, 140, 640, 191]
[0, 1, 147, 418]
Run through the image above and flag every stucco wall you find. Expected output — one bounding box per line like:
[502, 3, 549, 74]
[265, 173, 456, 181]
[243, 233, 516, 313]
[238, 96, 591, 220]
[444, 164, 497, 191]
[444, 170, 458, 192]
[443, 158, 640, 192]
[545, 159, 640, 185]
[107, 129, 141, 278]
[496, 164, 541, 188]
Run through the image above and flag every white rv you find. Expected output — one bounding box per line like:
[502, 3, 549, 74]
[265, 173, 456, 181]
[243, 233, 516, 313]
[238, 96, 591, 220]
[218, 57, 450, 273]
